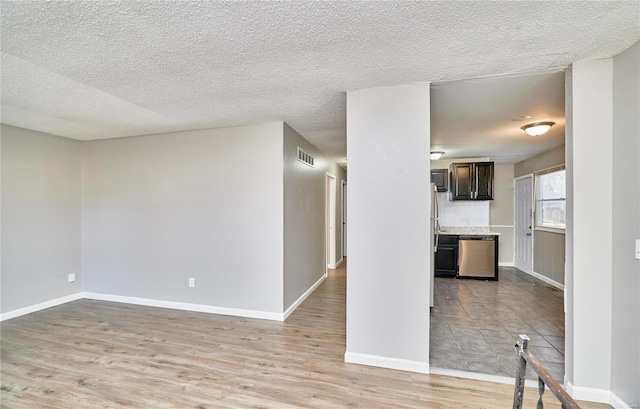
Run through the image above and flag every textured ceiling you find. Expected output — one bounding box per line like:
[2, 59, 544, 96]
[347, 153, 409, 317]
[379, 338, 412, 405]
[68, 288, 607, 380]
[1, 1, 639, 161]
[431, 70, 566, 164]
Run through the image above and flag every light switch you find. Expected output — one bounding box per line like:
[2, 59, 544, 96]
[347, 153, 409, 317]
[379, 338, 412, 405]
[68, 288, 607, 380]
[636, 239, 640, 260]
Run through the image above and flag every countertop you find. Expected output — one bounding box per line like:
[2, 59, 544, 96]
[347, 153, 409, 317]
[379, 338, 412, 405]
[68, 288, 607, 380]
[438, 226, 501, 236]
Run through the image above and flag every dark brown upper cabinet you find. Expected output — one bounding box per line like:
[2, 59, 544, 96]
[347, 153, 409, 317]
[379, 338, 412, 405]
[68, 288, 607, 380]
[449, 162, 494, 201]
[430, 169, 448, 192]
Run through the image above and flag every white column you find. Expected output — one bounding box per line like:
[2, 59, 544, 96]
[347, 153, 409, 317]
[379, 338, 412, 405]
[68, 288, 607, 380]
[345, 84, 431, 373]
[567, 58, 614, 401]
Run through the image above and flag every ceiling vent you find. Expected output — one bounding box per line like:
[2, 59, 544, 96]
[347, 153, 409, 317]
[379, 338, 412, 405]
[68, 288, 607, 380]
[297, 147, 315, 168]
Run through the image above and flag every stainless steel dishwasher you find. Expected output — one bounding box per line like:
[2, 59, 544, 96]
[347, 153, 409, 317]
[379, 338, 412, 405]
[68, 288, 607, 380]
[457, 236, 498, 280]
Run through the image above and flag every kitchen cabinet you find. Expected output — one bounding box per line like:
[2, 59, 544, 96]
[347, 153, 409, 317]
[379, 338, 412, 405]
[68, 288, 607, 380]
[449, 162, 494, 201]
[430, 169, 448, 192]
[435, 235, 458, 277]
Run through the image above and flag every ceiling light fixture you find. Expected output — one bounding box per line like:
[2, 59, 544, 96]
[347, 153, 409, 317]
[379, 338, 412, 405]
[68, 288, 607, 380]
[430, 151, 444, 160]
[521, 121, 555, 136]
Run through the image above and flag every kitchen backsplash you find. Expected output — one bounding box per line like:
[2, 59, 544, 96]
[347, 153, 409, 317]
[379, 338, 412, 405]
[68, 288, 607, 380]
[436, 192, 490, 226]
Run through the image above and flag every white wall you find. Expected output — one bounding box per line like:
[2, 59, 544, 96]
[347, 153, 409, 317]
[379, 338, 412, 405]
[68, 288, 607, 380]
[564, 65, 575, 388]
[436, 194, 489, 226]
[569, 59, 613, 398]
[283, 123, 346, 311]
[568, 41, 640, 409]
[81, 123, 285, 314]
[2, 120, 345, 321]
[610, 40, 640, 408]
[431, 158, 490, 227]
[514, 144, 565, 178]
[1, 125, 82, 313]
[490, 163, 515, 265]
[346, 84, 430, 373]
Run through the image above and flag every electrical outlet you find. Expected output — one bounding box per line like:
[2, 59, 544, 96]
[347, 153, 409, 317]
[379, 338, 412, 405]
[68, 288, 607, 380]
[68, 273, 76, 283]
[189, 277, 195, 288]
[635, 239, 640, 260]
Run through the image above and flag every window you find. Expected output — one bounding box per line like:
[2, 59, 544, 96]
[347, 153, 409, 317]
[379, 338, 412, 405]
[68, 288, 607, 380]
[535, 168, 566, 230]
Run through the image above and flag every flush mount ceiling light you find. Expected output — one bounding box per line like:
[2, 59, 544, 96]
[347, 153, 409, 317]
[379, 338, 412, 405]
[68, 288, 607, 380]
[521, 121, 555, 136]
[430, 151, 444, 160]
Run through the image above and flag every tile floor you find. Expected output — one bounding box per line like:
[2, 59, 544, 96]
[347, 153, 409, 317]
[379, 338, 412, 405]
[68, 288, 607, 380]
[430, 267, 565, 381]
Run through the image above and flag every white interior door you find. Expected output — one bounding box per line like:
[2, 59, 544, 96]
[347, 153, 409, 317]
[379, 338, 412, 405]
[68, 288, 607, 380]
[515, 176, 533, 273]
[326, 174, 337, 269]
[342, 181, 347, 258]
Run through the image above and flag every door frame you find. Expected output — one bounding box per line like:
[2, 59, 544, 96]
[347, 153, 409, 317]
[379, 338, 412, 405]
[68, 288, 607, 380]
[341, 180, 347, 261]
[514, 174, 534, 274]
[326, 173, 337, 270]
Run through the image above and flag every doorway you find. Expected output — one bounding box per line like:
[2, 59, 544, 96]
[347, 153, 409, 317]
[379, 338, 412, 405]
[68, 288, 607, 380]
[515, 175, 533, 274]
[326, 173, 337, 269]
[341, 181, 347, 259]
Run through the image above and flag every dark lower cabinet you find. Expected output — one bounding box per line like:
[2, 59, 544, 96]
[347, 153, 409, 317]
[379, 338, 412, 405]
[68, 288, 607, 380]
[435, 235, 458, 277]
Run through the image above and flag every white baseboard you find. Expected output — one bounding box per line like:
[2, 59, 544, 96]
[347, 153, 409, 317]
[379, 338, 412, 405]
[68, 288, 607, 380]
[498, 262, 515, 267]
[335, 257, 344, 268]
[0, 293, 83, 322]
[344, 351, 429, 374]
[609, 391, 633, 409]
[566, 382, 624, 406]
[82, 292, 285, 321]
[1, 283, 331, 324]
[523, 270, 565, 290]
[430, 367, 538, 388]
[432, 372, 631, 407]
[283, 273, 327, 320]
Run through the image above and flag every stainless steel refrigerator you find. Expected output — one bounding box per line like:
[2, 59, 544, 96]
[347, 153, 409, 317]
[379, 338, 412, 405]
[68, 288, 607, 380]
[430, 183, 439, 308]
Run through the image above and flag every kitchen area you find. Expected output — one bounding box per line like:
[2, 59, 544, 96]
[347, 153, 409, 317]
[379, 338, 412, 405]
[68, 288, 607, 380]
[428, 156, 565, 381]
[431, 161, 500, 282]
[428, 72, 567, 381]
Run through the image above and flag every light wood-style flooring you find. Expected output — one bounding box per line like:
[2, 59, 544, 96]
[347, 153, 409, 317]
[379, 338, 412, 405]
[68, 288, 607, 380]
[1, 261, 610, 408]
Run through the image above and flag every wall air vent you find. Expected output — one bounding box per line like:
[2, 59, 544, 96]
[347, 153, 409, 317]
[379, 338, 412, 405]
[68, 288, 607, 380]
[297, 147, 315, 168]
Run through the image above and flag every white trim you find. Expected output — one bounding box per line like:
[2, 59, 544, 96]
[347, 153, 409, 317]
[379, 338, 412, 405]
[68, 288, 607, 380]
[521, 269, 565, 290]
[535, 227, 566, 235]
[430, 367, 539, 388]
[341, 180, 347, 259]
[344, 351, 429, 374]
[514, 175, 534, 275]
[335, 257, 344, 268]
[566, 382, 633, 408]
[491, 226, 515, 268]
[325, 172, 337, 274]
[565, 382, 612, 405]
[0, 293, 83, 321]
[609, 391, 633, 409]
[82, 292, 285, 321]
[3, 285, 339, 324]
[515, 173, 535, 181]
[283, 273, 327, 320]
[534, 163, 566, 176]
[533, 168, 567, 232]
